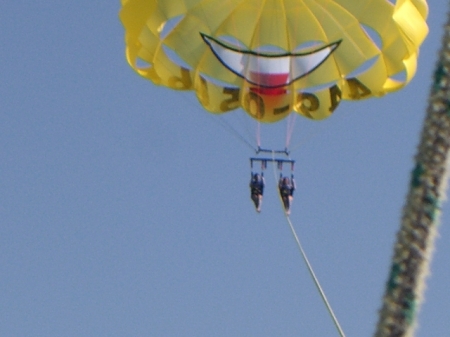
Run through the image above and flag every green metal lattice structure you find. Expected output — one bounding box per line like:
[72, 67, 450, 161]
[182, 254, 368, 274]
[375, 7, 450, 337]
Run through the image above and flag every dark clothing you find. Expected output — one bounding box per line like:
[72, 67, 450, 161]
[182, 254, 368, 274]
[250, 183, 264, 196]
[278, 176, 296, 214]
[250, 174, 265, 212]
[278, 177, 295, 197]
[250, 175, 265, 196]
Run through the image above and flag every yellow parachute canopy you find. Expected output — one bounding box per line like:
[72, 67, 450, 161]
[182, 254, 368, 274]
[120, 0, 428, 123]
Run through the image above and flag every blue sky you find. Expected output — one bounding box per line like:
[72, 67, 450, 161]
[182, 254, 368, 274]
[1, 1, 449, 336]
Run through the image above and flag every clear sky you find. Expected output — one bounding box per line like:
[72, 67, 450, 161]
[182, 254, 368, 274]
[1, 1, 449, 336]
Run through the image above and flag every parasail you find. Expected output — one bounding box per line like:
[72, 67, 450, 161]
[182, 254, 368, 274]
[120, 0, 428, 123]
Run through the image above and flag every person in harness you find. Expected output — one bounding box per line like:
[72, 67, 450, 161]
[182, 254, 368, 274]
[250, 173, 265, 212]
[278, 175, 296, 215]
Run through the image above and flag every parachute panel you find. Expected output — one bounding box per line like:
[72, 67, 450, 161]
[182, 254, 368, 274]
[120, 0, 428, 123]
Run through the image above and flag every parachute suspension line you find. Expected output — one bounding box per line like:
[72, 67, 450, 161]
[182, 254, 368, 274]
[208, 113, 257, 151]
[238, 110, 258, 148]
[270, 151, 346, 337]
[285, 113, 297, 150]
[256, 121, 261, 149]
[290, 106, 348, 152]
[288, 122, 327, 154]
[152, 86, 256, 152]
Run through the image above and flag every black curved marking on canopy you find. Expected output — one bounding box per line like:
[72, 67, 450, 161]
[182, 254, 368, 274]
[200, 32, 341, 88]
